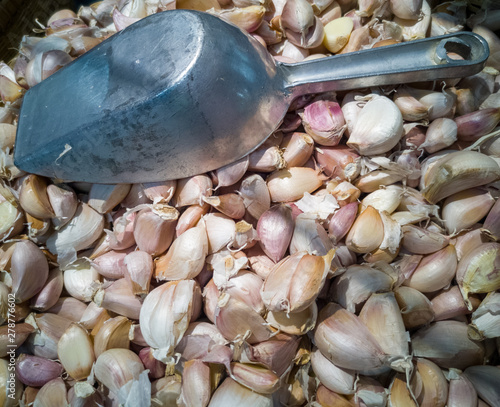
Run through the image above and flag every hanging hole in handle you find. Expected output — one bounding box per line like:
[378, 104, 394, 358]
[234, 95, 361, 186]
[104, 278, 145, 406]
[435, 38, 472, 64]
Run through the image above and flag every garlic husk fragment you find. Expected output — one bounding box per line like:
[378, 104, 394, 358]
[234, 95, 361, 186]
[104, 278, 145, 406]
[47, 183, 77, 229]
[421, 151, 500, 204]
[10, 240, 49, 303]
[239, 174, 271, 219]
[215, 295, 271, 343]
[46, 203, 104, 267]
[411, 321, 484, 370]
[155, 222, 208, 280]
[401, 224, 450, 255]
[123, 250, 153, 296]
[230, 362, 280, 394]
[413, 359, 447, 407]
[179, 359, 211, 407]
[208, 377, 272, 407]
[18, 174, 54, 219]
[57, 323, 95, 380]
[329, 265, 393, 313]
[421, 118, 458, 154]
[257, 204, 294, 263]
[33, 377, 67, 407]
[447, 370, 478, 407]
[404, 245, 457, 293]
[358, 292, 409, 365]
[456, 242, 500, 306]
[88, 183, 131, 213]
[140, 280, 201, 363]
[215, 156, 249, 188]
[345, 206, 384, 254]
[94, 315, 131, 357]
[442, 188, 495, 234]
[347, 95, 403, 155]
[94, 348, 148, 404]
[468, 291, 500, 340]
[267, 167, 323, 202]
[314, 303, 388, 371]
[94, 278, 143, 320]
[31, 267, 63, 311]
[394, 286, 434, 329]
[133, 206, 178, 256]
[310, 348, 355, 395]
[64, 258, 101, 302]
[172, 175, 212, 208]
[16, 354, 63, 387]
[464, 365, 500, 407]
[261, 250, 334, 313]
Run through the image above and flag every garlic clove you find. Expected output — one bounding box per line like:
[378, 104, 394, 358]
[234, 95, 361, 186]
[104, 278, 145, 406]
[266, 301, 318, 335]
[123, 250, 153, 297]
[47, 296, 88, 322]
[176, 203, 210, 237]
[239, 174, 271, 219]
[314, 303, 388, 372]
[79, 301, 111, 331]
[415, 357, 448, 407]
[0, 196, 25, 241]
[178, 360, 211, 407]
[456, 107, 500, 142]
[431, 285, 477, 322]
[215, 5, 266, 33]
[289, 213, 334, 256]
[315, 145, 361, 181]
[91, 247, 133, 280]
[172, 174, 212, 208]
[30, 267, 63, 311]
[482, 197, 500, 241]
[300, 99, 347, 146]
[456, 242, 500, 307]
[208, 377, 272, 407]
[393, 85, 429, 121]
[281, 132, 315, 168]
[315, 385, 356, 407]
[404, 245, 457, 293]
[421, 150, 500, 204]
[411, 321, 484, 370]
[10, 240, 49, 303]
[360, 184, 403, 214]
[88, 183, 131, 214]
[441, 188, 495, 234]
[328, 201, 358, 243]
[133, 206, 178, 256]
[32, 377, 67, 407]
[47, 183, 77, 229]
[329, 264, 394, 313]
[142, 180, 176, 203]
[94, 278, 143, 320]
[46, 203, 104, 267]
[347, 95, 404, 156]
[421, 118, 458, 154]
[215, 155, 249, 188]
[267, 167, 323, 202]
[281, 0, 315, 40]
[204, 213, 236, 254]
[63, 258, 101, 302]
[388, 373, 418, 407]
[139, 280, 201, 363]
[310, 348, 355, 395]
[16, 354, 63, 387]
[345, 206, 384, 254]
[447, 370, 478, 407]
[151, 375, 182, 407]
[93, 315, 131, 357]
[323, 17, 353, 53]
[19, 175, 54, 219]
[230, 362, 280, 394]
[203, 193, 246, 219]
[57, 323, 95, 381]
[394, 286, 434, 330]
[138, 347, 166, 380]
[401, 224, 450, 255]
[468, 291, 500, 340]
[464, 365, 500, 407]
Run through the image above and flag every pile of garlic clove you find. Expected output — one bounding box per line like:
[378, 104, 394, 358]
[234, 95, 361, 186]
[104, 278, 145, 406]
[1, 0, 500, 406]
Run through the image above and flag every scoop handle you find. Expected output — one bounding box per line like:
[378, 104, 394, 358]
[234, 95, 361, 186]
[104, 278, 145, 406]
[280, 32, 489, 98]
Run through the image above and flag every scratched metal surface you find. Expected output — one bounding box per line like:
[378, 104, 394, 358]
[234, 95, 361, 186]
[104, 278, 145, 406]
[14, 10, 286, 183]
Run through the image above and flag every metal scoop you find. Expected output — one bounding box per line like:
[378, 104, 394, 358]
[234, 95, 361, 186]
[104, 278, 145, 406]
[14, 10, 489, 183]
